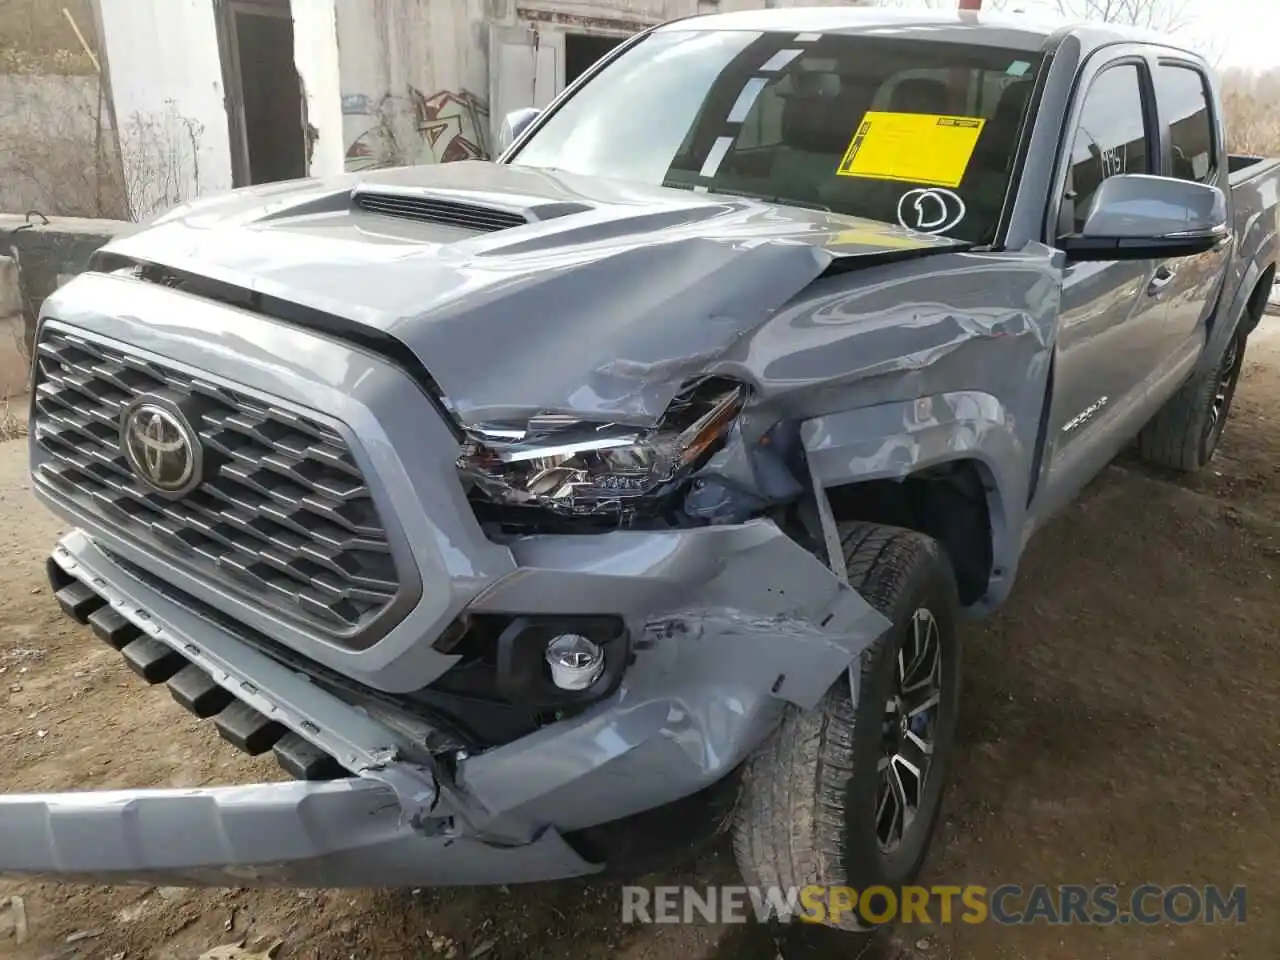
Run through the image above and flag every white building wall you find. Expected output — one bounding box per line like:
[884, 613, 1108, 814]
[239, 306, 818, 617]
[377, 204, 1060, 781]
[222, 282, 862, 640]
[292, 0, 346, 178]
[336, 0, 491, 170]
[94, 0, 879, 207]
[97, 0, 234, 220]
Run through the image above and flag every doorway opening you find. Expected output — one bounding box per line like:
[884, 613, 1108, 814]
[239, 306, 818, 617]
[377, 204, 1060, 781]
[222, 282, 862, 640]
[564, 33, 626, 85]
[217, 0, 308, 186]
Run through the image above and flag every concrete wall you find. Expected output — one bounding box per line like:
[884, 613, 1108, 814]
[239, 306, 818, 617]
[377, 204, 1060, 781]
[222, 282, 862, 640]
[293, 0, 346, 178]
[0, 254, 26, 400]
[0, 0, 127, 219]
[336, 0, 492, 170]
[97, 0, 235, 222]
[0, 215, 136, 398]
[0, 75, 123, 218]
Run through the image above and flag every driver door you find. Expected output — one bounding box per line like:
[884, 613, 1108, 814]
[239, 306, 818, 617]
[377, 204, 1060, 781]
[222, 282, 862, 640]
[1035, 56, 1171, 518]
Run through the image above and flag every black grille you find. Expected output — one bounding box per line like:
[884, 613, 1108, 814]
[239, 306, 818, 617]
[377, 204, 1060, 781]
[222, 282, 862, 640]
[352, 190, 528, 232]
[32, 327, 403, 637]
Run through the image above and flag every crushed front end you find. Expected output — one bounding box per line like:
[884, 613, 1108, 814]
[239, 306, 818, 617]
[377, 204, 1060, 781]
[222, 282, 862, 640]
[0, 268, 890, 887]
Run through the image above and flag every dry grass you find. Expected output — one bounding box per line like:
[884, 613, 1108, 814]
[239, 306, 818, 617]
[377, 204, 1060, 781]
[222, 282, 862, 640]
[1, 320, 31, 440]
[0, 74, 126, 219]
[1223, 68, 1280, 157]
[0, 43, 95, 75]
[0, 396, 28, 441]
[0, 0, 97, 75]
[0, 0, 125, 218]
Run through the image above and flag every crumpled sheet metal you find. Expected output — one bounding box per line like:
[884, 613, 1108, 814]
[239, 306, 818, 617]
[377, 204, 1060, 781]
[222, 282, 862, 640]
[459, 590, 888, 830]
[458, 517, 891, 829]
[638, 521, 892, 714]
[718, 246, 1059, 413]
[685, 247, 1060, 546]
[95, 159, 992, 429]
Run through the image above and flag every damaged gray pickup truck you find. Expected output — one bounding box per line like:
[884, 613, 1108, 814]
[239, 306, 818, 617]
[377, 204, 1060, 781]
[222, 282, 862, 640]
[5, 8, 1278, 931]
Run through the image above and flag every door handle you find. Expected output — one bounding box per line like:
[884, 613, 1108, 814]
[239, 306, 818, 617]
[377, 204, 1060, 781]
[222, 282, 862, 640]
[1147, 264, 1176, 296]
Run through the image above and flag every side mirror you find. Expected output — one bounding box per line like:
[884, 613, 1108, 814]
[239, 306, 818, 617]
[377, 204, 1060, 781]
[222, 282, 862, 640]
[496, 108, 542, 156]
[1060, 173, 1229, 262]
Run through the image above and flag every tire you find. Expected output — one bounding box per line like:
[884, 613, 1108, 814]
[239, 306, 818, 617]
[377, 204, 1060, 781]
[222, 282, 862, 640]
[1137, 326, 1248, 472]
[732, 522, 962, 931]
[564, 772, 741, 878]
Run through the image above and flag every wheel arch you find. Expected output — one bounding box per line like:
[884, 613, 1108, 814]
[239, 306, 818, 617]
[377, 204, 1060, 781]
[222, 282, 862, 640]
[1197, 258, 1276, 377]
[800, 393, 1027, 610]
[1243, 263, 1275, 337]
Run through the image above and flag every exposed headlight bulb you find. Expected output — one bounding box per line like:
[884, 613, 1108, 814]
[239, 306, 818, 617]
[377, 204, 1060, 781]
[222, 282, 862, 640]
[456, 380, 746, 518]
[545, 633, 605, 690]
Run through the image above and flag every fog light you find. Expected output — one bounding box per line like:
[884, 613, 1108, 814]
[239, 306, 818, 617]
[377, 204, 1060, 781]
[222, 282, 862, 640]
[545, 633, 605, 690]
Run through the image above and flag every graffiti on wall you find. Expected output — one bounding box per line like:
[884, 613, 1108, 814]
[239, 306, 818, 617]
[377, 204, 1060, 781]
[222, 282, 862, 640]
[342, 87, 490, 170]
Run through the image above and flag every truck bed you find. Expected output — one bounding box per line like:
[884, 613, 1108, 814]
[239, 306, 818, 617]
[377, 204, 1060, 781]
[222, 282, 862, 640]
[1225, 155, 1280, 318]
[1228, 153, 1280, 187]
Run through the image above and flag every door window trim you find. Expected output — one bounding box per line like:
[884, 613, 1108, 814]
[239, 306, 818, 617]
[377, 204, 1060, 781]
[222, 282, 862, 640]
[1153, 57, 1219, 186]
[1044, 48, 1159, 245]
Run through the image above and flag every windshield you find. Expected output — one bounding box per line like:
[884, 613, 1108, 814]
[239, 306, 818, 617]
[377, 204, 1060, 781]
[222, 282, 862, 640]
[508, 29, 1043, 244]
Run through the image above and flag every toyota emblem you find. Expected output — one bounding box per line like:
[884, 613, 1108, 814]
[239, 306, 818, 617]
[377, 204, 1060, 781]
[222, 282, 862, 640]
[120, 401, 202, 496]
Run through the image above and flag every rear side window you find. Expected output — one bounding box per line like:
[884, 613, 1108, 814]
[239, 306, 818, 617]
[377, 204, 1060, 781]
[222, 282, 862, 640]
[1156, 64, 1215, 183]
[1063, 63, 1152, 234]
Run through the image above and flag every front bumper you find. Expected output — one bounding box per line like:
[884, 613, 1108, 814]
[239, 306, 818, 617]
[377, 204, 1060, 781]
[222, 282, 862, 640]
[0, 521, 889, 887]
[0, 779, 594, 887]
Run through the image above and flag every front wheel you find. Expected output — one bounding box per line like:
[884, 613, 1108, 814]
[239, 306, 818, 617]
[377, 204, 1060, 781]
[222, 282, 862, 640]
[732, 523, 962, 931]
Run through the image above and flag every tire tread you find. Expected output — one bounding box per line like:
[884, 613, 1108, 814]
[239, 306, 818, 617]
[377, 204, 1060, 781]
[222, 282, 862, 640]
[732, 522, 954, 929]
[1138, 330, 1245, 473]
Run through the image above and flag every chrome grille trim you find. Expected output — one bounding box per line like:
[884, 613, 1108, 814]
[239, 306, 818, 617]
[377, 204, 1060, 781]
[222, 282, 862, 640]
[31, 326, 405, 639]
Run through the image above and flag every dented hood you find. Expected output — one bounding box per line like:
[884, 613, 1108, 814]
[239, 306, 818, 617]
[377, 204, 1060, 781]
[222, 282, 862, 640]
[101, 161, 963, 427]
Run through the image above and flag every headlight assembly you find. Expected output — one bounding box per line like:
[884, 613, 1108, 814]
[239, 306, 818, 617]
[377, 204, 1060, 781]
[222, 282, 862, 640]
[457, 380, 746, 518]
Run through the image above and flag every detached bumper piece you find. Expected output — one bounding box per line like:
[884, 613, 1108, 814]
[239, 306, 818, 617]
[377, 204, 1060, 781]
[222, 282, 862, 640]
[48, 559, 342, 782]
[0, 778, 598, 887]
[17, 557, 603, 887]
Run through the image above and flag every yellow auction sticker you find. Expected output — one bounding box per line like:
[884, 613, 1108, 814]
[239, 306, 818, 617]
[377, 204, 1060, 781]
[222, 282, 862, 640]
[826, 226, 943, 249]
[836, 112, 987, 188]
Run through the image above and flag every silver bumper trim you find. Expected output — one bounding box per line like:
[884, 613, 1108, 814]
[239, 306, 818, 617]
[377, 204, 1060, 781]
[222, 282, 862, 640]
[51, 532, 422, 778]
[0, 778, 599, 887]
[49, 532, 553, 846]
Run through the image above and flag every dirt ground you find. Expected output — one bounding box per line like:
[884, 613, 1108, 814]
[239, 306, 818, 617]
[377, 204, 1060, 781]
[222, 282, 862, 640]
[2, 324, 1279, 960]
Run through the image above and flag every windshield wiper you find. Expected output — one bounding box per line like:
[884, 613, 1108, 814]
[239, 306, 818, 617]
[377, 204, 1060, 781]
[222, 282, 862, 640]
[710, 187, 832, 213]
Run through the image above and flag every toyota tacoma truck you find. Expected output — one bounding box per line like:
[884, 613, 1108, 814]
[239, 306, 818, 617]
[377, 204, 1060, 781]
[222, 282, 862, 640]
[2, 7, 1276, 931]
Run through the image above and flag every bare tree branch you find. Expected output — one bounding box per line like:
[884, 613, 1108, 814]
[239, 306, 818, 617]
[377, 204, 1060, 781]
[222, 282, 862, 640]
[1054, 0, 1195, 33]
[876, 0, 1015, 12]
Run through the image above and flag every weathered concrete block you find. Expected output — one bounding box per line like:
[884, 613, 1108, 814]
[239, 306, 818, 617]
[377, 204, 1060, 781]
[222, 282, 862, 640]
[0, 214, 137, 354]
[1, 214, 136, 395]
[0, 314, 28, 400]
[0, 255, 20, 317]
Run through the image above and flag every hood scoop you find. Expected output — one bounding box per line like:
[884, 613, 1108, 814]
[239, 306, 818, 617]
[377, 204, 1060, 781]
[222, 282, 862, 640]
[351, 183, 593, 234]
[352, 186, 530, 232]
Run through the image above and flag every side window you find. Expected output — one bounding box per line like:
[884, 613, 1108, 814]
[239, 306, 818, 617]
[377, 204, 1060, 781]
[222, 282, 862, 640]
[1062, 63, 1152, 234]
[1157, 64, 1214, 183]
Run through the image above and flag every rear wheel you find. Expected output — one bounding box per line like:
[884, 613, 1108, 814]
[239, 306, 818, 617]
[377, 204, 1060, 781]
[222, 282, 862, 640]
[732, 522, 961, 931]
[1138, 326, 1248, 472]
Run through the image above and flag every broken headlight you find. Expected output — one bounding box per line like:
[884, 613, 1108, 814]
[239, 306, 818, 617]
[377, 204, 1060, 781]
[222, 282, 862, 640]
[457, 380, 746, 517]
